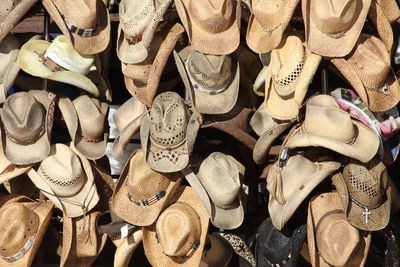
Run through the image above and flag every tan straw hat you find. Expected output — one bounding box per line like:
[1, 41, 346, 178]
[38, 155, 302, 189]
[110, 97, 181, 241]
[27, 143, 99, 218]
[332, 158, 391, 231]
[43, 0, 110, 55]
[58, 95, 109, 160]
[140, 91, 201, 173]
[0, 34, 20, 103]
[368, 0, 394, 52]
[174, 46, 240, 115]
[175, 0, 241, 55]
[112, 149, 183, 226]
[0, 200, 54, 267]
[201, 234, 233, 267]
[307, 192, 371, 267]
[143, 186, 209, 267]
[18, 35, 100, 97]
[375, 0, 400, 23]
[302, 0, 372, 57]
[331, 34, 400, 112]
[0, 0, 38, 42]
[267, 154, 340, 230]
[284, 95, 380, 163]
[246, 0, 299, 54]
[1, 90, 56, 165]
[117, 0, 173, 64]
[196, 152, 245, 230]
[264, 36, 321, 121]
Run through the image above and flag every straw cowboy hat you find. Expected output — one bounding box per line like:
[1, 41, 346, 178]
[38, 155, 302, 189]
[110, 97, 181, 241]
[122, 23, 184, 106]
[117, 0, 173, 64]
[140, 91, 201, 173]
[283, 95, 380, 163]
[263, 36, 321, 121]
[246, 0, 299, 54]
[376, 0, 400, 23]
[143, 186, 210, 267]
[59, 95, 109, 160]
[302, 0, 371, 57]
[368, 0, 394, 52]
[27, 143, 99, 218]
[0, 34, 20, 103]
[18, 35, 100, 97]
[267, 154, 340, 230]
[174, 46, 240, 115]
[112, 149, 183, 226]
[201, 234, 233, 267]
[0, 199, 54, 267]
[331, 34, 400, 112]
[0, 0, 38, 42]
[332, 158, 391, 231]
[42, 0, 110, 55]
[175, 0, 241, 55]
[307, 193, 371, 267]
[1, 90, 56, 165]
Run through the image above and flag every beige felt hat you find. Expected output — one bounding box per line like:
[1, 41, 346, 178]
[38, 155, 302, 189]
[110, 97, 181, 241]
[0, 34, 20, 103]
[175, 0, 241, 55]
[143, 186, 210, 267]
[267, 154, 340, 230]
[263, 36, 321, 121]
[302, 0, 372, 57]
[112, 149, 183, 226]
[1, 90, 56, 165]
[174, 46, 240, 115]
[246, 0, 299, 54]
[58, 95, 109, 160]
[332, 158, 391, 231]
[27, 143, 99, 218]
[43, 0, 110, 55]
[117, 0, 173, 64]
[0, 200, 54, 267]
[140, 91, 201, 173]
[307, 193, 371, 267]
[331, 34, 400, 112]
[18, 35, 100, 97]
[284, 95, 380, 163]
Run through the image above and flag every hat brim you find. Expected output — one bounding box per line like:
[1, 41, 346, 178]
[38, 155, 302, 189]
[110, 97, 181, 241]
[368, 0, 393, 52]
[201, 234, 233, 267]
[0, 38, 20, 103]
[211, 193, 244, 230]
[113, 229, 144, 267]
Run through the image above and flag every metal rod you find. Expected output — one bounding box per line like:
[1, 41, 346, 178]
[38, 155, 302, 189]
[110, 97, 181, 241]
[321, 67, 328, 94]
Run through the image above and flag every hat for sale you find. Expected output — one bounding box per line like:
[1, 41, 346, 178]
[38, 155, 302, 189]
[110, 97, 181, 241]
[284, 95, 380, 163]
[18, 35, 99, 97]
[375, 0, 400, 23]
[302, 0, 371, 57]
[174, 46, 240, 115]
[307, 192, 371, 266]
[332, 158, 391, 231]
[27, 143, 99, 218]
[140, 91, 201, 173]
[43, 0, 110, 55]
[143, 186, 209, 267]
[0, 34, 20, 103]
[201, 234, 233, 267]
[117, 0, 173, 64]
[112, 149, 183, 226]
[246, 0, 299, 54]
[0, 200, 53, 267]
[331, 34, 400, 112]
[267, 154, 340, 230]
[59, 95, 108, 160]
[263, 35, 321, 121]
[175, 0, 241, 55]
[1, 90, 56, 165]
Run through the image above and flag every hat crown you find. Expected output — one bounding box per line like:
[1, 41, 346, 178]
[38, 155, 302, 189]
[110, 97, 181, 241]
[120, 0, 155, 35]
[0, 202, 40, 258]
[0, 34, 19, 79]
[253, 0, 284, 29]
[156, 202, 202, 256]
[74, 95, 106, 141]
[55, 0, 98, 29]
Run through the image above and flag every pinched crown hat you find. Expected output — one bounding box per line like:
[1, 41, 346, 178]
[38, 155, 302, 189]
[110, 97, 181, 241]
[332, 158, 391, 231]
[43, 0, 110, 55]
[331, 34, 400, 112]
[246, 0, 299, 54]
[112, 149, 183, 226]
[1, 90, 56, 165]
[303, 0, 372, 57]
[284, 95, 380, 163]
[140, 91, 201, 173]
[0, 34, 20, 103]
[175, 0, 241, 55]
[27, 144, 99, 218]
